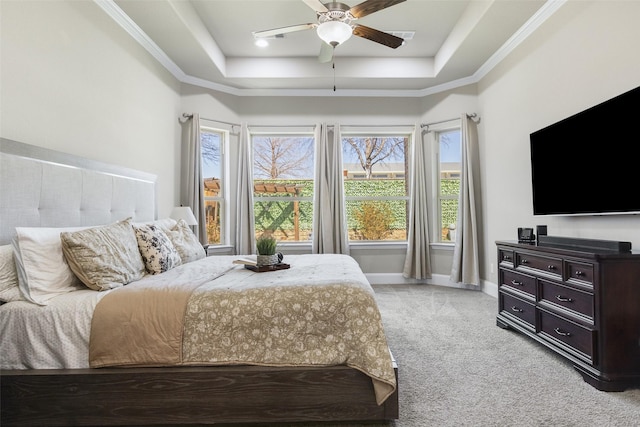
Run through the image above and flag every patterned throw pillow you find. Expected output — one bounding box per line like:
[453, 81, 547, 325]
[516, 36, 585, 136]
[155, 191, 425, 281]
[165, 219, 206, 264]
[133, 224, 182, 274]
[60, 218, 146, 291]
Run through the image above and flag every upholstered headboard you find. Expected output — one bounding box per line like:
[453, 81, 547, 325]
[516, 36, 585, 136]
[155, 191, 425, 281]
[0, 138, 157, 245]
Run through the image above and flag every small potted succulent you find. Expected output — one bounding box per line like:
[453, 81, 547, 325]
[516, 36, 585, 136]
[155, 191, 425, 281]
[256, 233, 278, 267]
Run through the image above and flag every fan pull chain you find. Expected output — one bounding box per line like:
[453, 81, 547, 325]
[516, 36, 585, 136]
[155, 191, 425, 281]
[333, 62, 336, 92]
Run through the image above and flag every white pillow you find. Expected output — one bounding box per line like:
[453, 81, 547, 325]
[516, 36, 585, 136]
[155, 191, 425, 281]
[0, 244, 23, 303]
[165, 219, 206, 264]
[12, 226, 88, 305]
[132, 217, 177, 233]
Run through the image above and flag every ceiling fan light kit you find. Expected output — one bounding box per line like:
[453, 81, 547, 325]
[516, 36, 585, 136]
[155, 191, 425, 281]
[317, 21, 353, 47]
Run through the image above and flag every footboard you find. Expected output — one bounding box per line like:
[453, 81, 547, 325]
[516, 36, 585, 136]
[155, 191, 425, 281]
[1, 362, 399, 426]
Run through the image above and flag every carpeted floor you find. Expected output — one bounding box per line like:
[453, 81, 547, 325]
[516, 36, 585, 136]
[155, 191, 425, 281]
[268, 284, 640, 427]
[372, 284, 640, 427]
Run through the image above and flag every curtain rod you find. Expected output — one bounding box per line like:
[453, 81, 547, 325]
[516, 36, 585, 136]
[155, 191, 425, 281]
[248, 124, 317, 128]
[420, 113, 480, 130]
[339, 124, 416, 128]
[179, 113, 241, 129]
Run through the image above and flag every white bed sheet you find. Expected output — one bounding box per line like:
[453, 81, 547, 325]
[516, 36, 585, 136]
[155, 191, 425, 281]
[1, 289, 107, 369]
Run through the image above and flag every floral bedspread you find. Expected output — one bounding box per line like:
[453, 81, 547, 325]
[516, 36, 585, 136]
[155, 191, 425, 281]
[89, 254, 396, 405]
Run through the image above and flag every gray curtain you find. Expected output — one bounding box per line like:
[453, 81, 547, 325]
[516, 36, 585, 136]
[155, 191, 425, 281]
[180, 113, 207, 244]
[312, 124, 350, 254]
[234, 123, 255, 255]
[403, 126, 432, 279]
[450, 114, 481, 285]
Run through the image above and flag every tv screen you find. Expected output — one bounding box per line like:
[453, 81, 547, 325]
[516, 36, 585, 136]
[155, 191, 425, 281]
[530, 86, 640, 216]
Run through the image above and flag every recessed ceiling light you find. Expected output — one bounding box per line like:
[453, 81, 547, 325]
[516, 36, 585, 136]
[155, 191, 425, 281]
[255, 39, 269, 47]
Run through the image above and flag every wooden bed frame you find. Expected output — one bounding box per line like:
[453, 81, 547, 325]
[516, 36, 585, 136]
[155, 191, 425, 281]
[1, 359, 398, 426]
[0, 139, 399, 425]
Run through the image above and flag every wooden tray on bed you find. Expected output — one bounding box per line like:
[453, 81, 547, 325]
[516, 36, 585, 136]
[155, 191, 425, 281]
[244, 263, 290, 272]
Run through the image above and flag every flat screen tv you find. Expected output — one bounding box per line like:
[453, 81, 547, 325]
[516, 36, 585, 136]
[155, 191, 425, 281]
[530, 85, 640, 216]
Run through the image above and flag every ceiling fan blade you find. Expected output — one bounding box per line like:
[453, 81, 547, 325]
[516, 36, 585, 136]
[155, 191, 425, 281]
[253, 23, 316, 38]
[352, 24, 404, 48]
[303, 0, 329, 14]
[318, 42, 334, 63]
[348, 0, 406, 19]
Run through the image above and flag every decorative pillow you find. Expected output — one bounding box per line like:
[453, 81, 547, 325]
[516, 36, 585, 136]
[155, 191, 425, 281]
[165, 219, 206, 264]
[0, 245, 23, 303]
[60, 218, 146, 291]
[133, 224, 182, 274]
[12, 226, 88, 305]
[132, 217, 177, 233]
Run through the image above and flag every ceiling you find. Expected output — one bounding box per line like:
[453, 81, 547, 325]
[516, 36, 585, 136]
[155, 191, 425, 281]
[101, 0, 564, 97]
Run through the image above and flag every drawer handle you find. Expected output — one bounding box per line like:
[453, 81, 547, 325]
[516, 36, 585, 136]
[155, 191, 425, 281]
[554, 328, 571, 337]
[547, 265, 557, 271]
[521, 259, 528, 264]
[503, 255, 512, 261]
[511, 306, 523, 313]
[556, 295, 574, 303]
[510, 280, 523, 286]
[575, 270, 585, 276]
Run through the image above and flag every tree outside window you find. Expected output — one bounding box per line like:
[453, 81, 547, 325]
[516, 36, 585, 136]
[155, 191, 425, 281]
[252, 134, 315, 242]
[342, 135, 409, 242]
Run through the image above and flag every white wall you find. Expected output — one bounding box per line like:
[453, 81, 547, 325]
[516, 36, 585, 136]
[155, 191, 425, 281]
[0, 0, 182, 218]
[477, 0, 640, 285]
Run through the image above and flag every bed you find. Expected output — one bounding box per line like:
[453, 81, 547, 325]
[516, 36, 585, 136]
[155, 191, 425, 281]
[0, 138, 399, 426]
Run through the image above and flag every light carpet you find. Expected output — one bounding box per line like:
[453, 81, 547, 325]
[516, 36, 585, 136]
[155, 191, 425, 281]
[271, 284, 640, 427]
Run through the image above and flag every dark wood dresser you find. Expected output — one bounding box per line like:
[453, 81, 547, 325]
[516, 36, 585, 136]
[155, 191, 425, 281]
[496, 239, 640, 391]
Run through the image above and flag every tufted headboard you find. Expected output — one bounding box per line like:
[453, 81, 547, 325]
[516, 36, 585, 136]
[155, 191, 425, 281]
[0, 138, 157, 245]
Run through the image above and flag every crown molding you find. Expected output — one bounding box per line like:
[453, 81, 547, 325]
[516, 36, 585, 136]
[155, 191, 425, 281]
[95, 0, 566, 98]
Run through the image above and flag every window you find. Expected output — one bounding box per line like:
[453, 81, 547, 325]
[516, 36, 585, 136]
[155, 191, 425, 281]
[341, 134, 409, 242]
[436, 128, 461, 243]
[252, 133, 315, 242]
[201, 128, 225, 245]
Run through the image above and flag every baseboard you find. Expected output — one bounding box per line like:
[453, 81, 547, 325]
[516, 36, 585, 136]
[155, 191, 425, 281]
[367, 273, 499, 299]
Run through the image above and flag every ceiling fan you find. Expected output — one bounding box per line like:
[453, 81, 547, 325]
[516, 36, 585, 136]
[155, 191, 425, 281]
[252, 0, 406, 63]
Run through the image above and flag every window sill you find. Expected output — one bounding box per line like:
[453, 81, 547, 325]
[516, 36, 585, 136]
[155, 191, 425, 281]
[430, 242, 455, 250]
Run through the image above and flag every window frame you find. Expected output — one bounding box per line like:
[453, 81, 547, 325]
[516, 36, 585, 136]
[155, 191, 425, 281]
[250, 128, 316, 244]
[340, 129, 412, 244]
[200, 126, 229, 247]
[428, 120, 462, 245]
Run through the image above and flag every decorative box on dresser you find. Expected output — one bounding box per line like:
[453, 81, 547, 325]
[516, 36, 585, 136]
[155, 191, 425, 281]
[496, 239, 640, 391]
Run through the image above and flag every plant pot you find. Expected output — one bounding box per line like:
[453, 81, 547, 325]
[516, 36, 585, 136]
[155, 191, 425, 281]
[256, 254, 279, 267]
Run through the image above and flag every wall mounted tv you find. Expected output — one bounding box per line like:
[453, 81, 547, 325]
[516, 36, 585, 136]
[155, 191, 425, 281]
[530, 85, 640, 216]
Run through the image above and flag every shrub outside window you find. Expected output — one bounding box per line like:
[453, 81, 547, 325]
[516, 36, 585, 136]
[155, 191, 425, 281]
[341, 134, 409, 242]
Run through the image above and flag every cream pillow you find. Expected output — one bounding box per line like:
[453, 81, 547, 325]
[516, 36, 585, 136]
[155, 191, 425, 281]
[165, 219, 206, 264]
[133, 224, 182, 274]
[0, 244, 23, 303]
[61, 218, 146, 291]
[12, 226, 88, 305]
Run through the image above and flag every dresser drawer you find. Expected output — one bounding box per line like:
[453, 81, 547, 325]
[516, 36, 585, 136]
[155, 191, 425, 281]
[539, 279, 594, 321]
[500, 292, 536, 329]
[566, 260, 595, 287]
[498, 248, 514, 266]
[500, 269, 536, 298]
[516, 252, 562, 278]
[539, 310, 595, 362]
